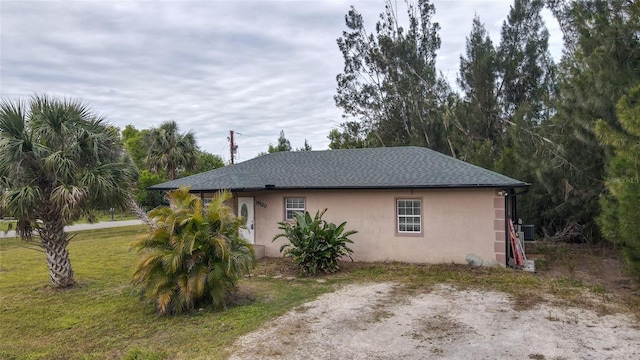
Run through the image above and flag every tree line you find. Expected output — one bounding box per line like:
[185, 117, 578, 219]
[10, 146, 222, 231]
[329, 0, 639, 273]
[122, 121, 225, 209]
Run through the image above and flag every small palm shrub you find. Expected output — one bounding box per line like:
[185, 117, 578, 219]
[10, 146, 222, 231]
[133, 187, 254, 315]
[274, 209, 357, 275]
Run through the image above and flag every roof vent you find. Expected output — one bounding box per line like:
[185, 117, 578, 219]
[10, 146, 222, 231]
[264, 184, 275, 189]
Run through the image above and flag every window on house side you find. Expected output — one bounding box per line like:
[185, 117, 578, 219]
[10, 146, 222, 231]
[285, 197, 305, 220]
[397, 199, 421, 233]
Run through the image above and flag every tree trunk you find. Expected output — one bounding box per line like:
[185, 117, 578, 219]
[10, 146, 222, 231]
[40, 220, 75, 288]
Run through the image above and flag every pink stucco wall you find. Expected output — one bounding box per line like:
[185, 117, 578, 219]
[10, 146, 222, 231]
[220, 188, 505, 265]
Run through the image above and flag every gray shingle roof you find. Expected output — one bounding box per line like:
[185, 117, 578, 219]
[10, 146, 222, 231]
[150, 146, 528, 191]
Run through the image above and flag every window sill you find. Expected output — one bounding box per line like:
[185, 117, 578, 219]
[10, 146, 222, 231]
[395, 232, 424, 237]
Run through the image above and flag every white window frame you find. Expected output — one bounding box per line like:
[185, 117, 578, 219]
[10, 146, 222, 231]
[285, 197, 305, 221]
[396, 199, 422, 234]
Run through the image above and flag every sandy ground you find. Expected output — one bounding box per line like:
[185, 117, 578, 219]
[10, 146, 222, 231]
[229, 283, 640, 360]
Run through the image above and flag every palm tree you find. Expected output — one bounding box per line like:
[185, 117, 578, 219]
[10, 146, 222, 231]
[132, 187, 254, 315]
[0, 95, 137, 288]
[144, 120, 197, 180]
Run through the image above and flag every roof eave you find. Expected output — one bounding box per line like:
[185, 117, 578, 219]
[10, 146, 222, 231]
[148, 183, 530, 192]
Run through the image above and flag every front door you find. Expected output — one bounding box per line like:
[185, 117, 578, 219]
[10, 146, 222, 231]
[238, 197, 255, 244]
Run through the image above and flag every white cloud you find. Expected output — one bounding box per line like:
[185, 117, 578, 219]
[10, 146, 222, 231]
[1, 0, 563, 162]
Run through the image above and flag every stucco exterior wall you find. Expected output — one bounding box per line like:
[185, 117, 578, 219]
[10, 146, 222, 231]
[230, 188, 504, 265]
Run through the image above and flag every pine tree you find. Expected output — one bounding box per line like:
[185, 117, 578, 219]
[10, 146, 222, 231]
[454, 16, 501, 167]
[333, 0, 457, 155]
[498, 0, 556, 125]
[328, 121, 370, 149]
[544, 0, 640, 240]
[267, 130, 292, 153]
[596, 84, 640, 276]
[296, 139, 312, 152]
[493, 0, 558, 231]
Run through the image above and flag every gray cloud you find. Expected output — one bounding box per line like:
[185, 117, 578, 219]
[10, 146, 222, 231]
[1, 0, 562, 162]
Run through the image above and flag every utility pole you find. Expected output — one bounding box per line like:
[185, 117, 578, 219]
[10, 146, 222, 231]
[228, 130, 238, 164]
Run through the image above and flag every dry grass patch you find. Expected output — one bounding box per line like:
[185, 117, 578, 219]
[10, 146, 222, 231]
[411, 314, 470, 343]
[332, 259, 640, 317]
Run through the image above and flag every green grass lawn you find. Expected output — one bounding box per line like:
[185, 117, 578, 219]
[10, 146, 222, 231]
[0, 220, 16, 233]
[1, 227, 638, 359]
[0, 226, 336, 359]
[73, 212, 139, 224]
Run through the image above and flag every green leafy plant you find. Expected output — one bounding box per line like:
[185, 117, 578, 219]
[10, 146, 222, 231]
[132, 187, 254, 315]
[274, 209, 357, 275]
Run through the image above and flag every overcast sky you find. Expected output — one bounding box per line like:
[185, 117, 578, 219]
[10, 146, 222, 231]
[1, 0, 562, 162]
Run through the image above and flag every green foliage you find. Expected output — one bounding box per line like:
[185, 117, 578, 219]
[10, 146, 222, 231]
[132, 187, 255, 315]
[535, 0, 640, 240]
[274, 209, 357, 275]
[123, 123, 223, 209]
[194, 150, 225, 172]
[498, 0, 556, 124]
[121, 124, 139, 142]
[453, 16, 502, 164]
[122, 125, 150, 170]
[596, 84, 640, 277]
[181, 150, 225, 177]
[489, 0, 560, 234]
[143, 120, 197, 180]
[263, 130, 313, 154]
[136, 170, 168, 210]
[328, 121, 371, 149]
[267, 130, 292, 153]
[296, 139, 312, 152]
[334, 0, 457, 154]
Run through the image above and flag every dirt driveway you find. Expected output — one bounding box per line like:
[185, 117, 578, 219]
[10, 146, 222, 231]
[229, 282, 640, 359]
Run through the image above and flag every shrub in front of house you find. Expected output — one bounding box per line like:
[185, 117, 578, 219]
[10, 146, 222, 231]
[274, 209, 357, 275]
[132, 187, 255, 315]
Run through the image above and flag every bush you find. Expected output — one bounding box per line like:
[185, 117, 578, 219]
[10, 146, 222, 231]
[274, 209, 357, 275]
[132, 187, 254, 315]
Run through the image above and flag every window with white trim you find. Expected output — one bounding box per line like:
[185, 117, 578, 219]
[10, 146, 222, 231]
[397, 199, 421, 233]
[285, 197, 305, 220]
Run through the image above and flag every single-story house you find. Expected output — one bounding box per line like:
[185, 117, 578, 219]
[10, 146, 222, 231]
[150, 146, 529, 266]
